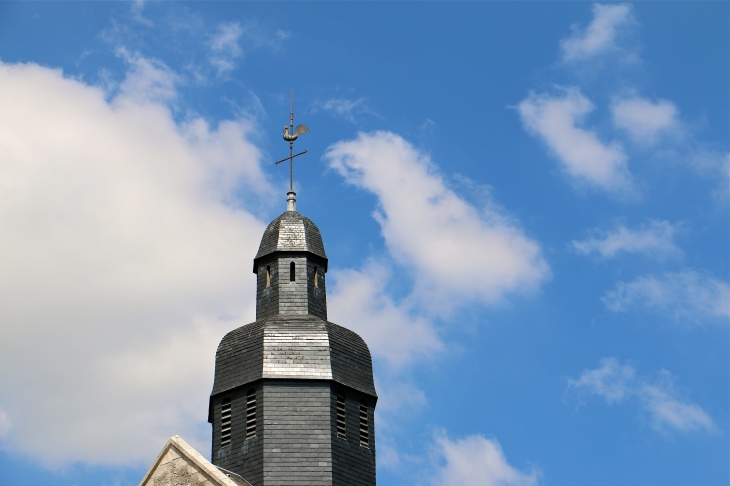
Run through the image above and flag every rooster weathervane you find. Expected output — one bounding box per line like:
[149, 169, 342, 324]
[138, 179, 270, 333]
[275, 90, 309, 194]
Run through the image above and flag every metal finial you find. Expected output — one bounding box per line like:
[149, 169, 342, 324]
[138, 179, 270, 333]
[275, 90, 309, 207]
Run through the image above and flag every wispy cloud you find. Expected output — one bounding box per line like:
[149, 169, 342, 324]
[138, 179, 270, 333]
[208, 22, 244, 76]
[517, 88, 632, 194]
[602, 270, 729, 323]
[611, 96, 681, 145]
[568, 358, 715, 433]
[116, 48, 179, 105]
[431, 432, 540, 486]
[207, 20, 290, 77]
[328, 261, 443, 370]
[129, 0, 153, 27]
[326, 131, 550, 314]
[312, 97, 373, 123]
[560, 3, 636, 63]
[572, 219, 681, 260]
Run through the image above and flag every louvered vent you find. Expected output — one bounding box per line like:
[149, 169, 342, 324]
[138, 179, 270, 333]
[359, 402, 369, 447]
[221, 398, 232, 447]
[336, 395, 346, 438]
[246, 388, 256, 439]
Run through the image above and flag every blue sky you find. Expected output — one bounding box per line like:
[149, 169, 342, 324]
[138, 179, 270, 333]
[0, 2, 727, 485]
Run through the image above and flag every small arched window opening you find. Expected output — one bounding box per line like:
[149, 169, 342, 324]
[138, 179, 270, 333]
[314, 266, 319, 288]
[290, 262, 296, 282]
[221, 398, 232, 447]
[265, 266, 271, 288]
[245, 388, 257, 439]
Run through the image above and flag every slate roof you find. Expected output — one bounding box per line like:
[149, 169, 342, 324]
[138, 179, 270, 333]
[209, 314, 377, 422]
[253, 210, 327, 272]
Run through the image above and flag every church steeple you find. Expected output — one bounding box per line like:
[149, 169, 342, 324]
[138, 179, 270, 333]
[208, 100, 377, 486]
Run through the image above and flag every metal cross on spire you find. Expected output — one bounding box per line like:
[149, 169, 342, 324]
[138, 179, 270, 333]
[275, 90, 308, 210]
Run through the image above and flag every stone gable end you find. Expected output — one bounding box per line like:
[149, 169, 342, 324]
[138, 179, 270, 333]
[139, 436, 248, 486]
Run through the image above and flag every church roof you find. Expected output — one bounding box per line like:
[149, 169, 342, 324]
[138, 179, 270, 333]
[253, 210, 327, 272]
[209, 315, 376, 422]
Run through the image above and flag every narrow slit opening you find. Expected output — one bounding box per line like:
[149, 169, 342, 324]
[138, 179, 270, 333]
[265, 266, 270, 287]
[314, 266, 319, 288]
[290, 262, 295, 282]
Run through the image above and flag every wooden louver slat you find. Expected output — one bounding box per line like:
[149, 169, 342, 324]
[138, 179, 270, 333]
[221, 399, 232, 446]
[245, 389, 256, 439]
[336, 395, 346, 438]
[359, 403, 369, 447]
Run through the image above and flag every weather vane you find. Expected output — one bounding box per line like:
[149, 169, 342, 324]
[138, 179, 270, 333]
[275, 90, 309, 203]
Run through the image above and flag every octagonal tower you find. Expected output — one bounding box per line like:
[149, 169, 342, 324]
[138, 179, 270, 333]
[209, 192, 377, 486]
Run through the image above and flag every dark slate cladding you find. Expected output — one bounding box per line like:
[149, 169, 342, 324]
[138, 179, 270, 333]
[210, 321, 266, 407]
[256, 253, 327, 321]
[212, 384, 263, 485]
[255, 255, 279, 320]
[253, 211, 327, 272]
[307, 260, 327, 320]
[210, 316, 376, 402]
[330, 385, 376, 486]
[261, 381, 333, 485]
[301, 216, 327, 259]
[326, 322, 377, 398]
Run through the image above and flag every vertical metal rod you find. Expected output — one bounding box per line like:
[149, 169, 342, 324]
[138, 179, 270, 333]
[290, 90, 294, 192]
[289, 141, 293, 192]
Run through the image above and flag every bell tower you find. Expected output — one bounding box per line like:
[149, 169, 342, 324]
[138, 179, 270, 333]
[208, 101, 377, 485]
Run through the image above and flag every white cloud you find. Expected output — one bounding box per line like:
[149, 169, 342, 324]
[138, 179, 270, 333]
[567, 357, 635, 404]
[328, 262, 443, 369]
[325, 131, 549, 313]
[0, 60, 274, 466]
[207, 20, 289, 77]
[312, 97, 372, 123]
[690, 149, 730, 175]
[129, 0, 153, 27]
[560, 3, 634, 63]
[432, 432, 539, 486]
[116, 48, 179, 104]
[374, 378, 428, 415]
[517, 88, 632, 194]
[612, 96, 681, 145]
[571, 219, 681, 259]
[0, 409, 11, 438]
[377, 440, 403, 470]
[602, 270, 730, 323]
[373, 377, 429, 469]
[639, 378, 715, 433]
[208, 22, 244, 76]
[568, 358, 715, 433]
